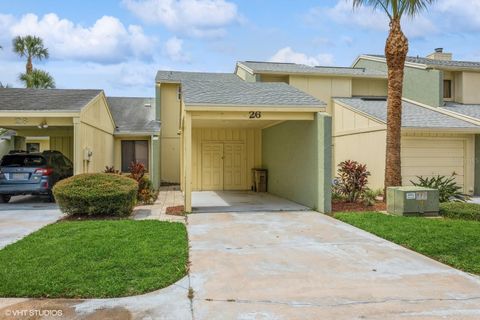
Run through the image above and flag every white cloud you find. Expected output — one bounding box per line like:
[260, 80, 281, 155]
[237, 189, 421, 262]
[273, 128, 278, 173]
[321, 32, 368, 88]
[123, 0, 239, 37]
[307, 0, 437, 39]
[435, 0, 480, 31]
[164, 36, 189, 62]
[270, 47, 334, 66]
[1, 13, 155, 63]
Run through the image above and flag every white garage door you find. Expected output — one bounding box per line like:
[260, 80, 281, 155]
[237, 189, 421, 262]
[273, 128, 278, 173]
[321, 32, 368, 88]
[402, 137, 466, 190]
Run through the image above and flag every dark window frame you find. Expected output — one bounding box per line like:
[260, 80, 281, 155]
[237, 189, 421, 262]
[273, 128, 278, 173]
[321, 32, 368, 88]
[121, 140, 149, 172]
[443, 79, 452, 99]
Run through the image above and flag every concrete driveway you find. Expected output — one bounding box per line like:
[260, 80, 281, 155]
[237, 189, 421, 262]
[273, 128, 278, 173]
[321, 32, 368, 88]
[0, 195, 63, 249]
[188, 211, 480, 319]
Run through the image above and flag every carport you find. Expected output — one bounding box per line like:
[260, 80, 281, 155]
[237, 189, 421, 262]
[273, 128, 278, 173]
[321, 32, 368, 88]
[0, 88, 115, 174]
[175, 76, 332, 213]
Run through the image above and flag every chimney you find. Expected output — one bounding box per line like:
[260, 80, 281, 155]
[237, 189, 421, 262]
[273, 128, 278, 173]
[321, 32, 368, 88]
[426, 48, 452, 61]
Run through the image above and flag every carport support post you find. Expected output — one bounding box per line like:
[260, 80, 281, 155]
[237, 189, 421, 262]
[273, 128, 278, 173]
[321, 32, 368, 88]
[73, 117, 83, 175]
[315, 113, 332, 213]
[184, 112, 192, 212]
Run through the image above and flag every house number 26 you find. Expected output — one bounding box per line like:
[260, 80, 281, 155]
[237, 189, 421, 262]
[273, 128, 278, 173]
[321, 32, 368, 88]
[249, 111, 262, 119]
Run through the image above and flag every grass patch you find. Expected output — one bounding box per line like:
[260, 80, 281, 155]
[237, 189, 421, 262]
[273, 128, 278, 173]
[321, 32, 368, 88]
[439, 202, 480, 221]
[335, 212, 480, 275]
[0, 220, 188, 298]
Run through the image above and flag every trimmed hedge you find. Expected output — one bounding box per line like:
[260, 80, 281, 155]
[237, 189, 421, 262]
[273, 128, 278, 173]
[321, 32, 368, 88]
[53, 173, 138, 216]
[439, 202, 480, 221]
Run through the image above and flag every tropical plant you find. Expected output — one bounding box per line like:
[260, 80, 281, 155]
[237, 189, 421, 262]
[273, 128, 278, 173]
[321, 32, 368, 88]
[104, 165, 121, 174]
[333, 160, 371, 203]
[19, 69, 55, 89]
[352, 0, 436, 196]
[12, 35, 49, 75]
[361, 188, 383, 206]
[410, 175, 470, 202]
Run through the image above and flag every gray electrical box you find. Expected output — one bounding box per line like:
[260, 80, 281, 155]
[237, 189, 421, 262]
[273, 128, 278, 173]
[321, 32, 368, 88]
[387, 187, 439, 216]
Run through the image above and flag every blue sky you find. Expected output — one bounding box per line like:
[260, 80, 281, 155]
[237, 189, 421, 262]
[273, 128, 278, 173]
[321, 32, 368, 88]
[1, 0, 480, 97]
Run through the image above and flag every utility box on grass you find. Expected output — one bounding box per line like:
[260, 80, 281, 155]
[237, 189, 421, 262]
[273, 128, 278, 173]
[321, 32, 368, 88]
[387, 187, 439, 216]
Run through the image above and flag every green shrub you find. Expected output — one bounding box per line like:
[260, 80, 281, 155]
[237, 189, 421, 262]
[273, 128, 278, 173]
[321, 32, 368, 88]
[53, 173, 138, 216]
[410, 175, 470, 202]
[361, 188, 383, 206]
[439, 202, 480, 221]
[138, 176, 157, 205]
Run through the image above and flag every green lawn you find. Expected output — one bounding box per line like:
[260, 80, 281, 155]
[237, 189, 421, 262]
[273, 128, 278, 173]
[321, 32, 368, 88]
[0, 220, 188, 298]
[335, 212, 480, 275]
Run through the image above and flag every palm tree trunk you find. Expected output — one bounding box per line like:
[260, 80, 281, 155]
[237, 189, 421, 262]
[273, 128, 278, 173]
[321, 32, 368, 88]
[384, 17, 408, 195]
[26, 56, 33, 75]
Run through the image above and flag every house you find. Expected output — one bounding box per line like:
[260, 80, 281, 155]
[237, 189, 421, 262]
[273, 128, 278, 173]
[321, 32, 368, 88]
[0, 88, 160, 187]
[233, 53, 480, 195]
[156, 71, 332, 212]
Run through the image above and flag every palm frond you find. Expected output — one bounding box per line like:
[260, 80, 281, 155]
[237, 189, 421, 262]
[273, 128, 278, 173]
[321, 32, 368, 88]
[352, 0, 436, 18]
[19, 69, 56, 89]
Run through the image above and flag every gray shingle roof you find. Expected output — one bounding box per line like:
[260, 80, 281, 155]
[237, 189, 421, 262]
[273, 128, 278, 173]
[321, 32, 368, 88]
[441, 103, 480, 120]
[107, 97, 160, 134]
[365, 54, 480, 70]
[238, 61, 386, 77]
[335, 97, 480, 129]
[156, 70, 325, 107]
[0, 88, 102, 111]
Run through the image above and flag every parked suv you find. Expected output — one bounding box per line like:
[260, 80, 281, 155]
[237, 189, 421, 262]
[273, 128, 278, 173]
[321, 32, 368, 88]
[0, 150, 73, 203]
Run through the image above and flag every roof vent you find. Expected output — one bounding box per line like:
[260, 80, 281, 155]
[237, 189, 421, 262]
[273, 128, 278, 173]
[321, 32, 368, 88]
[427, 48, 452, 61]
[144, 103, 151, 108]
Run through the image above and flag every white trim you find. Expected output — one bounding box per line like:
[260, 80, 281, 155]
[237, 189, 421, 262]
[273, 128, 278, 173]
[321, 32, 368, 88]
[184, 104, 326, 112]
[352, 55, 429, 70]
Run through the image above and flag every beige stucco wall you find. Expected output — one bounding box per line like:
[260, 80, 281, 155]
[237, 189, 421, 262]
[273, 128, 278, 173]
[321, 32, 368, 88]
[191, 127, 262, 191]
[160, 83, 181, 183]
[76, 94, 115, 174]
[333, 101, 387, 189]
[289, 75, 352, 115]
[459, 72, 480, 104]
[352, 78, 387, 96]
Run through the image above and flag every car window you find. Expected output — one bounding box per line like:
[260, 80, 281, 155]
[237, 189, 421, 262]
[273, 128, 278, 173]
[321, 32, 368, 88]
[63, 156, 73, 167]
[1, 155, 46, 167]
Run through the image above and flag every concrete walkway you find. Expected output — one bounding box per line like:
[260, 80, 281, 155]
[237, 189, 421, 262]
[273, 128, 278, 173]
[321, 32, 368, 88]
[132, 185, 185, 223]
[188, 211, 480, 319]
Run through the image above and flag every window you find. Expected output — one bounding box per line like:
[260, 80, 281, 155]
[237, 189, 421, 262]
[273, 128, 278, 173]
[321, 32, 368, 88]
[26, 143, 40, 153]
[443, 80, 452, 99]
[121, 140, 149, 172]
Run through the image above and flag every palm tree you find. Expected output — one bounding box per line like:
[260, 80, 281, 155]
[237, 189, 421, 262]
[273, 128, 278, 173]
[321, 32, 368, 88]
[352, 0, 435, 194]
[19, 69, 55, 89]
[12, 35, 49, 75]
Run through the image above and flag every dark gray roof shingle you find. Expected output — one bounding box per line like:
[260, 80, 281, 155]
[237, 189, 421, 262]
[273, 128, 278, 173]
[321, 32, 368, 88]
[441, 103, 480, 120]
[335, 97, 480, 129]
[0, 88, 102, 111]
[156, 70, 325, 107]
[365, 54, 480, 70]
[239, 61, 386, 77]
[107, 97, 160, 134]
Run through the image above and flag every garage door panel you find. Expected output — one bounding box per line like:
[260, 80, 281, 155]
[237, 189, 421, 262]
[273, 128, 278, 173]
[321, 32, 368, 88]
[402, 137, 466, 191]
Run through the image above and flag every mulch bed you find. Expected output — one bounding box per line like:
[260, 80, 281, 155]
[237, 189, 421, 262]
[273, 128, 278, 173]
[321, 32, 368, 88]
[332, 201, 386, 212]
[166, 205, 185, 216]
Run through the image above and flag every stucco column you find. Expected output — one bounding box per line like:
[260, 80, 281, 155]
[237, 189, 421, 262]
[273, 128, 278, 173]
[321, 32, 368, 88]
[73, 117, 83, 175]
[315, 112, 332, 213]
[184, 112, 192, 212]
[151, 135, 160, 189]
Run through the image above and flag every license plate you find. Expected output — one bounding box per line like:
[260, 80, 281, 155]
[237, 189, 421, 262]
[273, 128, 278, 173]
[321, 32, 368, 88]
[11, 173, 29, 180]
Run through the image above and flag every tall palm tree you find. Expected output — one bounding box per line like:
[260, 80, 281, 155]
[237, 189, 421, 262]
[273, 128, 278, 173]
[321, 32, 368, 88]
[12, 35, 49, 75]
[352, 0, 435, 194]
[19, 69, 55, 89]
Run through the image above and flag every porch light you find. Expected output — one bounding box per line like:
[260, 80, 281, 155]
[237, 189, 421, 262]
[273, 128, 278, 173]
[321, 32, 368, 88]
[37, 121, 48, 129]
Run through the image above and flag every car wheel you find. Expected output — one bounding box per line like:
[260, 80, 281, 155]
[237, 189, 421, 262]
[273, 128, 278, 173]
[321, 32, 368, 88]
[1, 195, 11, 203]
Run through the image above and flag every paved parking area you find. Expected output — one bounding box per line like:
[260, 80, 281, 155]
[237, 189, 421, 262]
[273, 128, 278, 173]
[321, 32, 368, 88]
[0, 195, 62, 249]
[188, 211, 480, 319]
